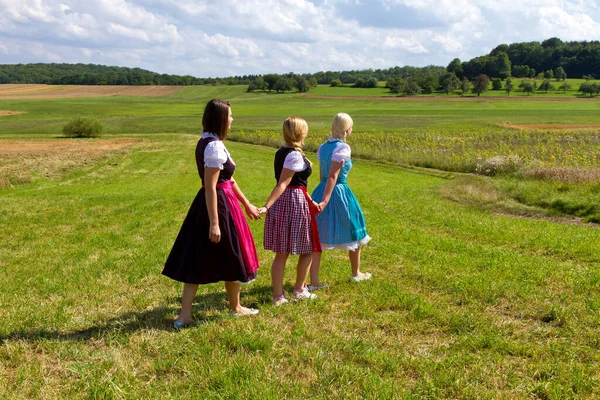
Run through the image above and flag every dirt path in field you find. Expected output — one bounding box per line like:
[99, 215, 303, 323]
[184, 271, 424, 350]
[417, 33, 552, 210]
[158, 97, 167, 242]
[0, 84, 183, 99]
[0, 138, 139, 188]
[298, 94, 600, 102]
[0, 110, 25, 116]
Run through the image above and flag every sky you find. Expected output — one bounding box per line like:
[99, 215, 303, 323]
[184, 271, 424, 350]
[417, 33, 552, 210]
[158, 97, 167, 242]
[1, 0, 600, 78]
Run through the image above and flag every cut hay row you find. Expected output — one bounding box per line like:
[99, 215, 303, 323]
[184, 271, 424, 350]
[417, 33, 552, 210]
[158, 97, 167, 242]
[0, 110, 25, 116]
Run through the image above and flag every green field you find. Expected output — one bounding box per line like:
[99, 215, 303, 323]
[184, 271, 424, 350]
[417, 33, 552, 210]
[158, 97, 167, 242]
[2, 83, 600, 136]
[1, 85, 600, 398]
[3, 85, 598, 220]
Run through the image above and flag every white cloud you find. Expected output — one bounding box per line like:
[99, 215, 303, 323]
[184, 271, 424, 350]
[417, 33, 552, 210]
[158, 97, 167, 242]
[383, 36, 429, 53]
[538, 7, 600, 40]
[0, 0, 599, 76]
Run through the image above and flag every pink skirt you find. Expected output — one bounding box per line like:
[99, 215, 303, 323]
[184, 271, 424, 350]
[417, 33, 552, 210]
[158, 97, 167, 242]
[219, 180, 259, 275]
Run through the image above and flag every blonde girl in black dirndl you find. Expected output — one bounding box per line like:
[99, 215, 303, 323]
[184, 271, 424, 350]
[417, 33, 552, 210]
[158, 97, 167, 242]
[258, 117, 322, 306]
[162, 99, 262, 328]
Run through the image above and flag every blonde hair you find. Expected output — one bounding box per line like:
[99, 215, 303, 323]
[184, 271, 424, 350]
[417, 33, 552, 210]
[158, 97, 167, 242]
[282, 117, 311, 166]
[331, 112, 353, 140]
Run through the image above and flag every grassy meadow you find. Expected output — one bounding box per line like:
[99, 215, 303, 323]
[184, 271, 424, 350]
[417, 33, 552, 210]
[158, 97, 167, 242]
[1, 85, 600, 398]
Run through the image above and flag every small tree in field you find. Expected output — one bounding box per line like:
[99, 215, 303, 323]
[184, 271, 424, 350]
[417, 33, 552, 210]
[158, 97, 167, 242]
[505, 78, 514, 96]
[294, 76, 310, 92]
[404, 80, 421, 96]
[461, 77, 470, 95]
[491, 78, 502, 90]
[365, 77, 379, 88]
[387, 77, 407, 95]
[63, 117, 103, 138]
[472, 74, 490, 96]
[579, 81, 600, 97]
[539, 80, 555, 93]
[441, 72, 459, 95]
[330, 79, 341, 87]
[519, 80, 535, 96]
[559, 81, 572, 93]
[274, 78, 293, 93]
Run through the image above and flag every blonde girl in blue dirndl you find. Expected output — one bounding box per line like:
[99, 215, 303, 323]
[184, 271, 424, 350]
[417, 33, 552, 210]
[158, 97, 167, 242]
[309, 113, 371, 290]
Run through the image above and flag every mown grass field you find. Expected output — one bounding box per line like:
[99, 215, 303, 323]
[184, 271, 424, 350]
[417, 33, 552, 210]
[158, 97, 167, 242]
[1, 85, 600, 398]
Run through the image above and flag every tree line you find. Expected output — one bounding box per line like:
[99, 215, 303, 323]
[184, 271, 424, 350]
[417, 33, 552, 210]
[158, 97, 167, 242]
[0, 63, 208, 86]
[245, 67, 447, 93]
[1, 38, 598, 95]
[0, 62, 448, 92]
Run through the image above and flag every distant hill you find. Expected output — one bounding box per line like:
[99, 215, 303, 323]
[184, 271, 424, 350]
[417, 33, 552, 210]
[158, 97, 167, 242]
[450, 38, 600, 79]
[0, 63, 206, 86]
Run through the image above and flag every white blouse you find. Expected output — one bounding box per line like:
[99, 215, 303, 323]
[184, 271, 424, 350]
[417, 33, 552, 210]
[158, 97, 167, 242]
[283, 150, 308, 172]
[202, 132, 231, 169]
[316, 139, 352, 163]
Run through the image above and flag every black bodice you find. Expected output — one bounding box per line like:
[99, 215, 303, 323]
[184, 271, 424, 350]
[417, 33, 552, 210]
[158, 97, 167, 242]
[195, 137, 235, 185]
[274, 147, 311, 187]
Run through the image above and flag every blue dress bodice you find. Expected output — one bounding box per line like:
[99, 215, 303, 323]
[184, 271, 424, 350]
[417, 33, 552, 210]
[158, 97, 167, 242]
[319, 140, 352, 183]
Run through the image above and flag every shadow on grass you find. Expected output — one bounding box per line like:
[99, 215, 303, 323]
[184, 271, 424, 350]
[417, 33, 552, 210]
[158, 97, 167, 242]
[1, 284, 273, 345]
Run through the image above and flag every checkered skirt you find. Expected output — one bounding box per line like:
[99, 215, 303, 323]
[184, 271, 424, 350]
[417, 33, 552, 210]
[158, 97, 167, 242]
[264, 187, 314, 255]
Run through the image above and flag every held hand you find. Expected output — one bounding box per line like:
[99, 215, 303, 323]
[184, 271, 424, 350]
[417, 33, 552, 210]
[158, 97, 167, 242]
[318, 201, 327, 211]
[245, 204, 261, 220]
[312, 200, 322, 213]
[209, 224, 221, 243]
[257, 206, 268, 215]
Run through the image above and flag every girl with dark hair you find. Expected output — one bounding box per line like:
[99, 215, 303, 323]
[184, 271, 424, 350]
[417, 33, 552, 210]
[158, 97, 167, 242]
[162, 99, 262, 328]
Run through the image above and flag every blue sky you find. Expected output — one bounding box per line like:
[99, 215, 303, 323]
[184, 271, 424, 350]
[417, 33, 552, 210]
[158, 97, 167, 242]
[1, 0, 599, 78]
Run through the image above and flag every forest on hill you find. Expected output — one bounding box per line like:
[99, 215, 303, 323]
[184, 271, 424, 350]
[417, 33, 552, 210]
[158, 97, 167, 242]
[449, 37, 600, 80]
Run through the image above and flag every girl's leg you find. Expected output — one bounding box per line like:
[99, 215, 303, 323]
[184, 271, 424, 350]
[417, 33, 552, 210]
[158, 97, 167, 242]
[272, 252, 289, 297]
[225, 281, 256, 314]
[177, 283, 199, 324]
[294, 253, 313, 291]
[349, 247, 364, 278]
[309, 252, 322, 286]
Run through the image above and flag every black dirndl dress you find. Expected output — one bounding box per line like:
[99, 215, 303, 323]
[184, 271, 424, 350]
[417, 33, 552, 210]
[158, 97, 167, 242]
[162, 136, 258, 284]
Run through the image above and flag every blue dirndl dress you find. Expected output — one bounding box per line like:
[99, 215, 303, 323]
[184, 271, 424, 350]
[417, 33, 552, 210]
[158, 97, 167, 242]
[311, 139, 371, 250]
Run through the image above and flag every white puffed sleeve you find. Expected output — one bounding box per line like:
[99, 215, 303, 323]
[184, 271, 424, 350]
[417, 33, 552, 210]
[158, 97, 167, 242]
[331, 143, 351, 163]
[283, 150, 307, 172]
[204, 140, 228, 169]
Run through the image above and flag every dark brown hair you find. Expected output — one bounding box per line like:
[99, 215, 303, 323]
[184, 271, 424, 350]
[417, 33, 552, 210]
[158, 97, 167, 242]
[202, 99, 231, 139]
